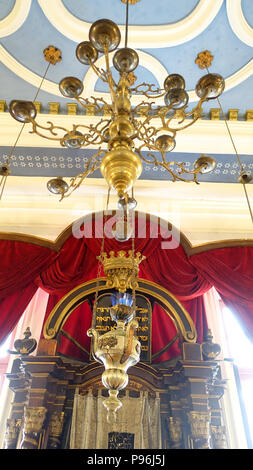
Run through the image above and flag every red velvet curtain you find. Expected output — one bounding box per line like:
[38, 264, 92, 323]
[0, 240, 57, 344]
[0, 215, 253, 363]
[190, 247, 253, 339]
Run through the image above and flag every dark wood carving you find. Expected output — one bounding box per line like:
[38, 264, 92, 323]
[3, 286, 227, 449]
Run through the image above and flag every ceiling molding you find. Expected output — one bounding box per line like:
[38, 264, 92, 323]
[0, 113, 252, 155]
[0, 177, 252, 244]
[227, 0, 253, 47]
[0, 0, 32, 38]
[37, 0, 223, 48]
[1, 41, 252, 105]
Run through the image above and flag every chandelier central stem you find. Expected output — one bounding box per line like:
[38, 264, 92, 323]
[125, 0, 129, 48]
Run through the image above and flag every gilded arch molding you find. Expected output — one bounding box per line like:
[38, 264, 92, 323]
[42, 277, 197, 344]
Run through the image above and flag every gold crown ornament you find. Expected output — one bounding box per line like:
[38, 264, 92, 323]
[98, 250, 146, 292]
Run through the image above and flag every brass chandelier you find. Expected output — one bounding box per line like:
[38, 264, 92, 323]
[7, 4, 226, 209]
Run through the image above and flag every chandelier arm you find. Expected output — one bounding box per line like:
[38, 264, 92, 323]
[28, 116, 111, 147]
[28, 117, 72, 141]
[151, 100, 204, 133]
[165, 111, 202, 132]
[159, 160, 201, 183]
[103, 46, 118, 116]
[131, 82, 165, 99]
[132, 101, 156, 117]
[75, 95, 113, 114]
[135, 147, 158, 165]
[75, 118, 112, 146]
[134, 120, 158, 141]
[136, 146, 204, 183]
[60, 149, 106, 200]
[88, 57, 109, 83]
[133, 104, 176, 131]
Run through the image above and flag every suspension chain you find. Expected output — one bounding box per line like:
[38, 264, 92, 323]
[92, 187, 111, 328]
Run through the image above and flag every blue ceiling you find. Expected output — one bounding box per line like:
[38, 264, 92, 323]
[0, 0, 252, 183]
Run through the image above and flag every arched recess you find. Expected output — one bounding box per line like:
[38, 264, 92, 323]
[43, 277, 197, 364]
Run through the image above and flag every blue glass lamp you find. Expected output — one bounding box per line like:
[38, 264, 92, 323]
[111, 292, 133, 307]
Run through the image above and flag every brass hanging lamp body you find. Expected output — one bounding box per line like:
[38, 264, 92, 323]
[100, 73, 142, 197]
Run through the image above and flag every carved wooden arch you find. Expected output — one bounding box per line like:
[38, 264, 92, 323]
[43, 277, 197, 364]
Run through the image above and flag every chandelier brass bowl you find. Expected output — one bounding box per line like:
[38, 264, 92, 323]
[75, 40, 98, 65]
[196, 73, 225, 99]
[164, 73, 186, 91]
[113, 47, 139, 72]
[62, 131, 84, 149]
[46, 176, 69, 195]
[89, 18, 121, 52]
[194, 155, 216, 174]
[59, 76, 84, 98]
[8, 14, 225, 203]
[9, 100, 37, 123]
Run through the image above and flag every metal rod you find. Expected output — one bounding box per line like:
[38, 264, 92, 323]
[206, 67, 253, 224]
[125, 0, 129, 48]
[92, 187, 111, 328]
[7, 62, 51, 166]
[0, 176, 7, 200]
[1, 62, 51, 200]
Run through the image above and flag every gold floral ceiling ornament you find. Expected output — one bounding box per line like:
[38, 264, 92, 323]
[43, 45, 62, 65]
[195, 50, 214, 70]
[121, 0, 140, 4]
[9, 2, 225, 209]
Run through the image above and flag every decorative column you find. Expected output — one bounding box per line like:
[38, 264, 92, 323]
[167, 417, 183, 449]
[187, 410, 211, 449]
[3, 328, 37, 449]
[165, 335, 226, 449]
[48, 411, 65, 449]
[20, 406, 47, 449]
[211, 425, 227, 449]
[3, 418, 21, 449]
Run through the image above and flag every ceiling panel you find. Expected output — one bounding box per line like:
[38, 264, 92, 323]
[0, 0, 252, 186]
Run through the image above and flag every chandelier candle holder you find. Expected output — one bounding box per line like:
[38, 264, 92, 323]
[8, 11, 225, 206]
[88, 291, 141, 423]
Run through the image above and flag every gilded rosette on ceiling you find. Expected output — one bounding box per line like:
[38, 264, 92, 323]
[121, 0, 140, 4]
[99, 250, 146, 292]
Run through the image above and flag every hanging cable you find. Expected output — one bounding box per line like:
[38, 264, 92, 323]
[206, 66, 253, 224]
[125, 0, 129, 48]
[1, 52, 58, 200]
[92, 187, 111, 329]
